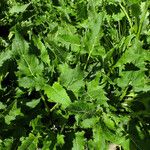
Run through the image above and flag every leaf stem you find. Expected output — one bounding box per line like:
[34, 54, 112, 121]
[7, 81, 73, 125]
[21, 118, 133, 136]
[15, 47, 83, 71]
[136, 1, 150, 39]
[40, 91, 50, 113]
[119, 3, 133, 30]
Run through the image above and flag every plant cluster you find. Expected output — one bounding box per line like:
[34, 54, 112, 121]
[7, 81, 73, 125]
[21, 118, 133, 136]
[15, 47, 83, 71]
[0, 0, 150, 149]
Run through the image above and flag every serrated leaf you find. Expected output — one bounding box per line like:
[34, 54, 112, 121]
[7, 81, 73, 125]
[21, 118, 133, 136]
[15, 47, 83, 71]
[72, 131, 85, 150]
[9, 3, 30, 14]
[26, 99, 40, 108]
[44, 82, 71, 109]
[45, 40, 67, 63]
[104, 125, 127, 145]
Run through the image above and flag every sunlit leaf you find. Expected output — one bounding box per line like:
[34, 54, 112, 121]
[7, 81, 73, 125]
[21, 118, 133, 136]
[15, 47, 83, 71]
[72, 132, 85, 150]
[44, 82, 71, 109]
[9, 3, 30, 14]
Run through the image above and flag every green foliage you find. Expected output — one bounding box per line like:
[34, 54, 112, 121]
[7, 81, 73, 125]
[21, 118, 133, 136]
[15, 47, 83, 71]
[0, 0, 150, 149]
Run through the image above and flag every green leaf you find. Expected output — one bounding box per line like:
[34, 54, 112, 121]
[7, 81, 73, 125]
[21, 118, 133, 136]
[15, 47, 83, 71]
[104, 125, 127, 146]
[115, 39, 148, 70]
[127, 0, 141, 5]
[58, 64, 84, 98]
[0, 102, 6, 110]
[117, 71, 150, 92]
[58, 34, 81, 52]
[87, 74, 108, 107]
[67, 101, 95, 114]
[32, 35, 50, 65]
[26, 99, 40, 108]
[58, 34, 80, 46]
[9, 3, 30, 14]
[0, 138, 13, 150]
[0, 50, 12, 68]
[121, 139, 130, 150]
[42, 139, 52, 150]
[103, 113, 116, 130]
[85, 12, 104, 54]
[18, 76, 46, 91]
[44, 82, 71, 109]
[72, 132, 85, 150]
[12, 31, 29, 55]
[92, 125, 105, 150]
[45, 40, 67, 63]
[30, 115, 42, 131]
[17, 55, 44, 77]
[112, 11, 125, 21]
[5, 102, 23, 125]
[18, 133, 39, 150]
[56, 134, 64, 146]
[81, 117, 99, 128]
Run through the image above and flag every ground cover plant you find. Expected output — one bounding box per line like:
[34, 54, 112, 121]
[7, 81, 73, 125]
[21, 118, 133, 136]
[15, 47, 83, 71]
[0, 0, 150, 149]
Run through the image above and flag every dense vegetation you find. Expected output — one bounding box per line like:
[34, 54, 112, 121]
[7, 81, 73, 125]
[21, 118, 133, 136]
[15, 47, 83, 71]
[0, 0, 150, 149]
